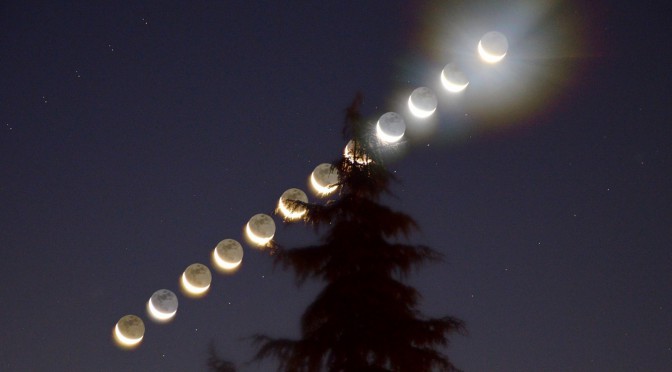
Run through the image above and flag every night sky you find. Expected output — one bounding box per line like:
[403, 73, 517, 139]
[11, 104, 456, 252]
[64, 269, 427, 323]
[1, 1, 671, 371]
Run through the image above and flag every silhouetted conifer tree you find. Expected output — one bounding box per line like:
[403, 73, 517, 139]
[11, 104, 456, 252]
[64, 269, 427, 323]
[252, 94, 466, 372]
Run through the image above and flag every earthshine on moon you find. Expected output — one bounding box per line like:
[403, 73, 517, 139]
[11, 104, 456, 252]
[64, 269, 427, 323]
[277, 188, 309, 220]
[408, 87, 438, 118]
[478, 31, 508, 63]
[212, 239, 244, 272]
[310, 163, 339, 196]
[113, 314, 145, 349]
[147, 289, 178, 322]
[181, 263, 212, 297]
[246, 213, 276, 246]
[376, 112, 406, 143]
[344, 140, 372, 165]
[441, 63, 469, 93]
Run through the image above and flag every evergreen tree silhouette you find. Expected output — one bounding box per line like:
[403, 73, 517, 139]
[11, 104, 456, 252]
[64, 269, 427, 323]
[251, 94, 466, 372]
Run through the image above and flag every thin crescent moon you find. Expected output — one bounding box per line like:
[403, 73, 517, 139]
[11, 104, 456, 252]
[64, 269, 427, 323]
[478, 41, 506, 63]
[441, 69, 468, 93]
[408, 96, 436, 118]
[376, 121, 404, 143]
[213, 248, 242, 270]
[343, 140, 371, 164]
[181, 272, 210, 295]
[310, 171, 337, 195]
[246, 222, 273, 245]
[147, 299, 176, 321]
[278, 197, 306, 219]
[277, 189, 308, 220]
[114, 323, 143, 346]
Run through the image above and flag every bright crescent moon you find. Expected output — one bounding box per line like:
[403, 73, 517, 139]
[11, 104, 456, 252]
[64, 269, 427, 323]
[277, 188, 308, 220]
[278, 198, 306, 219]
[441, 69, 468, 93]
[408, 96, 436, 118]
[376, 121, 404, 143]
[478, 40, 506, 63]
[181, 272, 210, 295]
[213, 248, 241, 270]
[344, 140, 371, 164]
[114, 323, 143, 346]
[310, 171, 337, 195]
[310, 163, 339, 196]
[113, 314, 145, 349]
[212, 239, 243, 272]
[147, 299, 176, 321]
[246, 221, 273, 246]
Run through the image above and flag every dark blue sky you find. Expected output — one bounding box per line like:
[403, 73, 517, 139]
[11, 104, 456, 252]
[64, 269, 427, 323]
[1, 1, 670, 371]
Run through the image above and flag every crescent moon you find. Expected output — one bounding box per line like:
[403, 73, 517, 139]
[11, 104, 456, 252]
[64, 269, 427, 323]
[310, 170, 338, 196]
[213, 247, 242, 271]
[408, 96, 435, 118]
[181, 271, 210, 296]
[478, 41, 505, 63]
[344, 140, 371, 165]
[246, 222, 271, 245]
[277, 188, 308, 220]
[376, 120, 404, 143]
[182, 263, 212, 296]
[113, 315, 144, 348]
[441, 68, 469, 93]
[477, 31, 508, 64]
[147, 289, 178, 323]
[407, 88, 437, 119]
[245, 214, 275, 246]
[114, 323, 142, 346]
[147, 299, 176, 321]
[212, 239, 243, 272]
[310, 163, 339, 196]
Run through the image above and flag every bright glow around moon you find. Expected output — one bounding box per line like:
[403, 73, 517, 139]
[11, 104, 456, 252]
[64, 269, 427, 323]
[181, 263, 212, 297]
[408, 87, 437, 118]
[147, 289, 178, 322]
[246, 213, 276, 247]
[212, 239, 243, 272]
[113, 315, 144, 349]
[478, 31, 508, 63]
[344, 140, 372, 164]
[441, 63, 469, 93]
[310, 163, 339, 196]
[277, 188, 308, 220]
[376, 112, 405, 143]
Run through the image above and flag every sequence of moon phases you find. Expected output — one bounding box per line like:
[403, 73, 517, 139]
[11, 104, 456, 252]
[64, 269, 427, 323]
[344, 140, 372, 165]
[277, 188, 308, 220]
[376, 112, 406, 143]
[181, 263, 212, 297]
[310, 163, 339, 196]
[246, 213, 276, 246]
[212, 239, 244, 272]
[147, 289, 178, 322]
[478, 31, 508, 63]
[441, 63, 469, 93]
[114, 314, 145, 349]
[408, 87, 438, 118]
